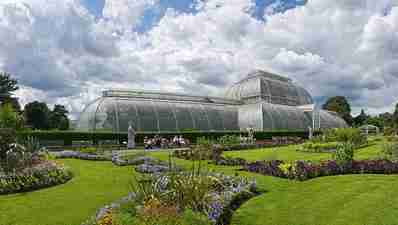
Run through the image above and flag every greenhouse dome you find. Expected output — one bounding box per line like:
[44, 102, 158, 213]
[225, 70, 313, 106]
[77, 70, 347, 132]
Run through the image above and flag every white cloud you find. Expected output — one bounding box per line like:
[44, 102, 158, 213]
[1, 0, 398, 118]
[102, 0, 158, 33]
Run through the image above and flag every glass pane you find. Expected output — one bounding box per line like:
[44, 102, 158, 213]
[173, 102, 195, 131]
[190, 104, 210, 131]
[155, 101, 177, 132]
[95, 98, 117, 132]
[223, 106, 239, 130]
[135, 100, 158, 132]
[204, 105, 224, 131]
[117, 99, 140, 132]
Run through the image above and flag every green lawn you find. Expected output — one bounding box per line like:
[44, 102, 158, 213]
[223, 142, 383, 162]
[232, 173, 398, 225]
[0, 140, 395, 225]
[0, 160, 134, 225]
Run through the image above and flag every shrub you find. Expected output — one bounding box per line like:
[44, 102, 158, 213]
[19, 136, 42, 154]
[299, 142, 339, 153]
[333, 142, 354, 163]
[111, 208, 213, 225]
[216, 135, 240, 147]
[0, 128, 16, 161]
[384, 127, 397, 136]
[0, 103, 23, 130]
[386, 136, 398, 142]
[381, 141, 398, 161]
[333, 128, 367, 147]
[79, 147, 98, 154]
[129, 171, 257, 224]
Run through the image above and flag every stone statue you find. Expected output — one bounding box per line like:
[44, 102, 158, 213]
[128, 122, 135, 149]
[308, 126, 313, 140]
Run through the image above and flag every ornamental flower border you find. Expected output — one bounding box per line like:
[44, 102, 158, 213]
[0, 161, 73, 194]
[244, 159, 398, 181]
[88, 173, 259, 225]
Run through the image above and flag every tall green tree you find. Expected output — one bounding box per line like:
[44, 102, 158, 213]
[322, 96, 353, 125]
[49, 104, 70, 130]
[379, 112, 393, 126]
[24, 101, 50, 130]
[353, 109, 369, 127]
[0, 103, 23, 129]
[0, 72, 20, 111]
[393, 102, 398, 127]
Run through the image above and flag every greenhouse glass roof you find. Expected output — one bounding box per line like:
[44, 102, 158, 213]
[77, 70, 347, 133]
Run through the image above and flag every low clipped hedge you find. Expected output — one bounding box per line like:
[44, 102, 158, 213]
[0, 161, 73, 194]
[17, 130, 316, 146]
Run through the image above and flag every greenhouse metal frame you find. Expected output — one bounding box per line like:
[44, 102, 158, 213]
[77, 70, 347, 133]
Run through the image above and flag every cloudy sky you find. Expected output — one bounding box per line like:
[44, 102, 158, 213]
[0, 0, 398, 118]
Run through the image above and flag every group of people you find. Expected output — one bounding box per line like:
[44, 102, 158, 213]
[143, 135, 190, 149]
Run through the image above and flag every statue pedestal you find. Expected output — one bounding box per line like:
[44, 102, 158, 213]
[127, 140, 135, 149]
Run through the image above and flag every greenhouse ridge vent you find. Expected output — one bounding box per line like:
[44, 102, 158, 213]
[77, 70, 347, 132]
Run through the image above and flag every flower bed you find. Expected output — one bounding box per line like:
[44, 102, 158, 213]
[85, 173, 259, 225]
[0, 161, 73, 194]
[54, 151, 112, 161]
[244, 159, 398, 181]
[212, 156, 247, 166]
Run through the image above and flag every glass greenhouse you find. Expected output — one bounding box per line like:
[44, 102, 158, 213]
[77, 70, 347, 132]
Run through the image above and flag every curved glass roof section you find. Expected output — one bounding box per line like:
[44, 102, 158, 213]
[77, 90, 239, 132]
[77, 70, 347, 133]
[225, 70, 313, 106]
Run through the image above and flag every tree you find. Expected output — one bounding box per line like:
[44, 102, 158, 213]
[353, 109, 369, 127]
[393, 102, 398, 127]
[366, 116, 384, 128]
[0, 103, 23, 130]
[24, 101, 50, 130]
[0, 72, 18, 97]
[0, 72, 20, 111]
[49, 104, 70, 130]
[322, 96, 353, 125]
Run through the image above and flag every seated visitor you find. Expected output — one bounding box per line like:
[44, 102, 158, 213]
[179, 135, 185, 147]
[154, 135, 161, 148]
[173, 135, 179, 146]
[144, 136, 153, 149]
[161, 138, 169, 149]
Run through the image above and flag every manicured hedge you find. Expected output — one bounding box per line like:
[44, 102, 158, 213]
[17, 130, 316, 146]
